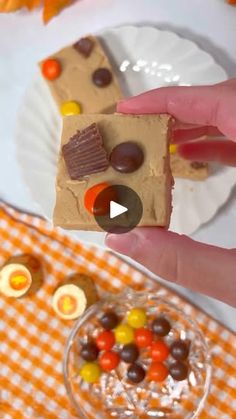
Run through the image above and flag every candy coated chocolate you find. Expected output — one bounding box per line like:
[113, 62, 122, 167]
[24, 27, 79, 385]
[110, 141, 144, 173]
[115, 324, 134, 345]
[127, 363, 145, 383]
[42, 58, 61, 81]
[81, 342, 99, 361]
[120, 343, 139, 363]
[92, 68, 112, 87]
[127, 308, 147, 328]
[73, 37, 94, 57]
[169, 144, 177, 154]
[100, 311, 119, 330]
[151, 317, 171, 337]
[169, 361, 188, 381]
[170, 340, 189, 361]
[80, 362, 101, 383]
[61, 101, 81, 116]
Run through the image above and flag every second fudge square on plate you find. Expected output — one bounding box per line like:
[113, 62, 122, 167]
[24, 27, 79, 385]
[53, 114, 173, 231]
[39, 35, 123, 115]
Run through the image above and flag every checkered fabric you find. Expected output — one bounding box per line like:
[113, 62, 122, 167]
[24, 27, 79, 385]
[0, 202, 235, 419]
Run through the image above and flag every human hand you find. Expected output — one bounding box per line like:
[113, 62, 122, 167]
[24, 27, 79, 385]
[105, 79, 236, 307]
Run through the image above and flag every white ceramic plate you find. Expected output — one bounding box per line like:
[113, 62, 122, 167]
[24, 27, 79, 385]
[15, 25, 236, 246]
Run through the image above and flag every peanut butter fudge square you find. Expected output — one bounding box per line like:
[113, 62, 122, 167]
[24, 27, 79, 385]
[40, 35, 122, 115]
[170, 151, 208, 181]
[53, 114, 173, 231]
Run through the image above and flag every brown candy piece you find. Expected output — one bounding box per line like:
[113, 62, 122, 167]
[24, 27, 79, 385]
[170, 340, 189, 361]
[81, 342, 99, 361]
[62, 123, 109, 179]
[120, 343, 139, 363]
[191, 161, 207, 170]
[169, 361, 188, 381]
[92, 68, 112, 87]
[110, 141, 144, 173]
[127, 363, 145, 383]
[151, 317, 171, 337]
[73, 37, 94, 57]
[100, 311, 119, 330]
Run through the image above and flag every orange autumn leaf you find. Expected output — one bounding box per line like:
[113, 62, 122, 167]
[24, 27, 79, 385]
[26, 0, 40, 10]
[0, 0, 26, 12]
[0, 0, 74, 20]
[227, 0, 236, 4]
[0, 0, 40, 12]
[43, 0, 73, 23]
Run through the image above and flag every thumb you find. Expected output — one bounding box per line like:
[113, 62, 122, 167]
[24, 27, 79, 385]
[105, 228, 236, 307]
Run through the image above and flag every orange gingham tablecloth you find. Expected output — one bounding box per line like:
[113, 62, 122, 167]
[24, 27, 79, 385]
[0, 202, 235, 419]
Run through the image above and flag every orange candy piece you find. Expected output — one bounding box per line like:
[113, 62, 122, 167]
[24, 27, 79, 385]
[151, 340, 170, 362]
[134, 328, 154, 348]
[84, 182, 114, 216]
[148, 362, 169, 382]
[42, 58, 61, 80]
[99, 351, 120, 372]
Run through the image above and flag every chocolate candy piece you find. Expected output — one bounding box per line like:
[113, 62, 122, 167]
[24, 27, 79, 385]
[100, 311, 119, 330]
[120, 343, 139, 363]
[81, 342, 99, 361]
[92, 68, 112, 87]
[170, 340, 189, 361]
[191, 161, 207, 170]
[151, 317, 171, 337]
[127, 363, 145, 383]
[73, 37, 94, 57]
[110, 142, 144, 173]
[62, 123, 109, 179]
[169, 361, 188, 381]
[169, 144, 177, 154]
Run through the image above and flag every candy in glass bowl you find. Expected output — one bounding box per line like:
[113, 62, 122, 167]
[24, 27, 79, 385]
[63, 289, 211, 418]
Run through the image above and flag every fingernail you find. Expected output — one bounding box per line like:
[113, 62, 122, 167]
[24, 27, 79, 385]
[105, 232, 138, 254]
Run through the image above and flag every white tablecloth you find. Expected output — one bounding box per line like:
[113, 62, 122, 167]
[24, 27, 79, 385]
[0, 0, 236, 331]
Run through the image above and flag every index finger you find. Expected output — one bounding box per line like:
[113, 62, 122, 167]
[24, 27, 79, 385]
[117, 83, 236, 141]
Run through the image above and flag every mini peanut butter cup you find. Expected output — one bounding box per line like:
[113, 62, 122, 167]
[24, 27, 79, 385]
[62, 123, 109, 179]
[73, 37, 94, 57]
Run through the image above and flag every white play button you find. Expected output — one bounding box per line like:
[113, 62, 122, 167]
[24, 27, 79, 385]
[94, 185, 143, 233]
[110, 201, 128, 219]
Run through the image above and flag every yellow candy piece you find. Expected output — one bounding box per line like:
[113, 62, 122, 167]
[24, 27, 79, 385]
[80, 362, 101, 383]
[127, 308, 147, 329]
[115, 324, 134, 344]
[169, 144, 177, 154]
[60, 101, 81, 116]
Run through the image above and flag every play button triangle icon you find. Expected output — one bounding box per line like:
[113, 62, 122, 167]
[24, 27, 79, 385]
[110, 201, 128, 219]
[94, 184, 143, 234]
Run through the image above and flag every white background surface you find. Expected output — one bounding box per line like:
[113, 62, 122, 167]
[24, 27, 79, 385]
[0, 0, 236, 331]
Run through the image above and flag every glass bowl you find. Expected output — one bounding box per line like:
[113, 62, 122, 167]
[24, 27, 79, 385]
[63, 289, 211, 418]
